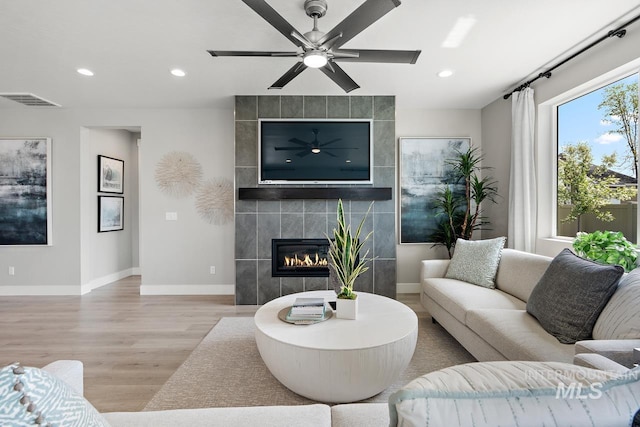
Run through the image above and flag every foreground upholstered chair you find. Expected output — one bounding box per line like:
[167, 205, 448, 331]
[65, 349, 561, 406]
[388, 361, 640, 427]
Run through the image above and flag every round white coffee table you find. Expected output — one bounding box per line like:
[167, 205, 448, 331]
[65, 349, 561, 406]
[254, 290, 418, 403]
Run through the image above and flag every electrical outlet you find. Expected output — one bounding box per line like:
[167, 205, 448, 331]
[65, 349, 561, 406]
[165, 212, 178, 221]
[210, 266, 216, 275]
[8, 266, 15, 276]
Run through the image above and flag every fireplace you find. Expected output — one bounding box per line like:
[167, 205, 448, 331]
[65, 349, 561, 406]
[272, 239, 330, 277]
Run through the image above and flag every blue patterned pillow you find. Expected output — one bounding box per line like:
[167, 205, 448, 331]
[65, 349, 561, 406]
[0, 363, 110, 427]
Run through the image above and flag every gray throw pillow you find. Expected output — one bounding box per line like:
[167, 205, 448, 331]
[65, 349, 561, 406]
[445, 237, 506, 289]
[526, 248, 623, 344]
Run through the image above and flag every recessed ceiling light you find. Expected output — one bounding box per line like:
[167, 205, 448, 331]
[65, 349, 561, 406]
[285, 159, 292, 163]
[442, 14, 477, 48]
[345, 159, 352, 163]
[171, 69, 186, 77]
[438, 69, 454, 78]
[77, 68, 94, 76]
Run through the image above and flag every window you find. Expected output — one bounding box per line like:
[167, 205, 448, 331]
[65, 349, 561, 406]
[556, 73, 639, 242]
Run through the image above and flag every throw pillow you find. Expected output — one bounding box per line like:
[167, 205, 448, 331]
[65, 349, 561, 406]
[445, 237, 506, 288]
[0, 362, 111, 427]
[526, 248, 623, 344]
[593, 267, 640, 340]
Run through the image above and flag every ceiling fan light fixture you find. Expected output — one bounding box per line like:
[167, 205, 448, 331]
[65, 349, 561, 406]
[311, 147, 321, 154]
[303, 50, 328, 68]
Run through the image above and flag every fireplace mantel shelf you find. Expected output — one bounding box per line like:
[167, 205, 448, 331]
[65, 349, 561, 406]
[238, 187, 392, 201]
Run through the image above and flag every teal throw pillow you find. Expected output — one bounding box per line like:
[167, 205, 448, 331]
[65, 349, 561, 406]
[0, 362, 111, 427]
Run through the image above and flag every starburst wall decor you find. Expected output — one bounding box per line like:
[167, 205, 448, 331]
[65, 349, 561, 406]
[195, 178, 234, 225]
[154, 151, 203, 198]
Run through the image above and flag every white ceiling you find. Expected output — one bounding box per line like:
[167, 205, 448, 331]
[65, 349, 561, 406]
[1, 0, 639, 110]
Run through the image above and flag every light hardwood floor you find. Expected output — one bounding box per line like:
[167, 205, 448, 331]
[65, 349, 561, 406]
[0, 276, 426, 413]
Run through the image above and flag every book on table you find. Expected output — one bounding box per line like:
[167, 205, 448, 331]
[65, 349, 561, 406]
[287, 297, 326, 321]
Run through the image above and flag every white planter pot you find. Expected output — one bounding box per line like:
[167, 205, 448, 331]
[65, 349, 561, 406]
[336, 296, 358, 320]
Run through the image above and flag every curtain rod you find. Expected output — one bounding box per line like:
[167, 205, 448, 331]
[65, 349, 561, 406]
[503, 12, 640, 100]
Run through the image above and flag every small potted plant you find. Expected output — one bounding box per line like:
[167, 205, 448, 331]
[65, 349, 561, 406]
[327, 199, 373, 319]
[573, 230, 638, 272]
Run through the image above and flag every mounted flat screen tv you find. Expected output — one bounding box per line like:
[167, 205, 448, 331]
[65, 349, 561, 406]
[258, 119, 373, 184]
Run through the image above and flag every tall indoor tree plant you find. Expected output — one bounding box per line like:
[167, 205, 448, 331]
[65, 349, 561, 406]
[429, 146, 499, 257]
[327, 199, 373, 319]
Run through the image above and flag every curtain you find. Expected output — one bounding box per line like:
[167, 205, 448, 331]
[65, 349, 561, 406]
[509, 87, 536, 252]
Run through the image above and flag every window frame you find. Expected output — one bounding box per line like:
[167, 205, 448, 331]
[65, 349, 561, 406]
[537, 61, 640, 255]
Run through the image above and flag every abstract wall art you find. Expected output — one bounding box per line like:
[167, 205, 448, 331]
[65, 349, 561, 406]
[399, 137, 470, 244]
[0, 138, 52, 245]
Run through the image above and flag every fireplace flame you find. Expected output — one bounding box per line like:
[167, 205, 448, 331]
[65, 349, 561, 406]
[283, 253, 328, 268]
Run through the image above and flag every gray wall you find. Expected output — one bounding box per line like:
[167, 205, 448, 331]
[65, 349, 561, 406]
[0, 108, 235, 295]
[234, 95, 397, 304]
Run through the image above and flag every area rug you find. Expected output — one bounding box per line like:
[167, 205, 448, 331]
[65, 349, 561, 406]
[144, 316, 475, 410]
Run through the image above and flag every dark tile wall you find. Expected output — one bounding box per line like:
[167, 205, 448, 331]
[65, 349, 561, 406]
[235, 95, 397, 305]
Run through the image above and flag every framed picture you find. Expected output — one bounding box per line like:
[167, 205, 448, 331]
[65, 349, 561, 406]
[399, 137, 471, 244]
[98, 196, 124, 232]
[0, 137, 52, 245]
[98, 155, 124, 193]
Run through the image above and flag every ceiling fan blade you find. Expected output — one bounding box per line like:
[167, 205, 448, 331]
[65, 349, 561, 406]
[287, 138, 311, 146]
[333, 49, 421, 64]
[323, 151, 338, 157]
[274, 146, 308, 151]
[241, 0, 308, 48]
[319, 138, 342, 147]
[208, 50, 299, 57]
[269, 62, 308, 89]
[318, 0, 401, 49]
[319, 63, 360, 93]
[297, 150, 312, 158]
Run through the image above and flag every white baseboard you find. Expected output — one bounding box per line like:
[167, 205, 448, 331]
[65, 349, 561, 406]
[82, 268, 137, 294]
[131, 267, 141, 275]
[397, 282, 421, 294]
[140, 284, 235, 295]
[0, 286, 83, 296]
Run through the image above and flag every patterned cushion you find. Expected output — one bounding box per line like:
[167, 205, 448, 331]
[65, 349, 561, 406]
[526, 249, 623, 344]
[593, 268, 640, 340]
[445, 237, 506, 288]
[389, 361, 640, 427]
[0, 363, 110, 427]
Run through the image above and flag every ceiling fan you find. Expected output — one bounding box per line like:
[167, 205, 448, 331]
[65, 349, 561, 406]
[274, 128, 352, 157]
[208, 0, 421, 92]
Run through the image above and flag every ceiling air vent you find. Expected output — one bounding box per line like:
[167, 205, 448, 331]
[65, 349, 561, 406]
[0, 93, 61, 107]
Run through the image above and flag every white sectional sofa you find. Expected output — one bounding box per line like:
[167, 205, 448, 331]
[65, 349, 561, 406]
[421, 248, 640, 366]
